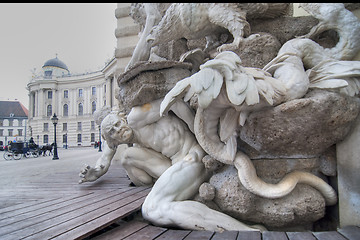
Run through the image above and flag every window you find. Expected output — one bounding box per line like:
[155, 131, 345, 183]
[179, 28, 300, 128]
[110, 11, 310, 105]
[48, 91, 52, 99]
[64, 90, 68, 98]
[92, 87, 96, 96]
[43, 135, 48, 144]
[18, 129, 23, 136]
[78, 89, 83, 98]
[8, 119, 13, 126]
[63, 134, 67, 143]
[92, 101, 96, 114]
[32, 94, 36, 117]
[63, 123, 67, 131]
[77, 122, 82, 131]
[78, 103, 83, 116]
[0, 120, 3, 126]
[63, 104, 68, 116]
[8, 129, 13, 136]
[43, 123, 48, 131]
[47, 105, 52, 117]
[0, 130, 3, 136]
[91, 121, 95, 130]
[44, 71, 52, 77]
[18, 119, 23, 126]
[91, 133, 95, 142]
[77, 134, 82, 143]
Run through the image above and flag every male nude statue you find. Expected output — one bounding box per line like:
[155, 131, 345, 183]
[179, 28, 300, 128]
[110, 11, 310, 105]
[79, 98, 262, 232]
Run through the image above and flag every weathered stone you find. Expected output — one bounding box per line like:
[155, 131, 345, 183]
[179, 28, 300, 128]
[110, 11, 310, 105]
[253, 184, 325, 229]
[116, 61, 192, 113]
[151, 38, 190, 62]
[210, 166, 255, 216]
[202, 155, 224, 171]
[233, 32, 281, 69]
[239, 90, 360, 158]
[249, 16, 318, 45]
[207, 161, 326, 229]
[319, 146, 337, 177]
[199, 182, 216, 201]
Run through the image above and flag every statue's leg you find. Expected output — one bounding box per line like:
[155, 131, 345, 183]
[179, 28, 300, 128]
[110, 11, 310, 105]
[142, 151, 260, 232]
[120, 147, 172, 186]
[208, 5, 249, 52]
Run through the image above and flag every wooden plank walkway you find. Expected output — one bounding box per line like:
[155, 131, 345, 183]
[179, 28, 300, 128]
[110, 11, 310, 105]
[1, 159, 359, 240]
[92, 222, 360, 240]
[0, 164, 151, 240]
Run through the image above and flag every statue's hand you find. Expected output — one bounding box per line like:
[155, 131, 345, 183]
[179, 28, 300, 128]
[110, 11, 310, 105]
[78, 164, 105, 184]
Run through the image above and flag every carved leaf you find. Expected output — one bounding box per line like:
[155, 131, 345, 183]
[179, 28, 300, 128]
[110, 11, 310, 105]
[245, 75, 260, 105]
[255, 79, 274, 105]
[310, 79, 348, 89]
[308, 60, 360, 96]
[160, 77, 191, 116]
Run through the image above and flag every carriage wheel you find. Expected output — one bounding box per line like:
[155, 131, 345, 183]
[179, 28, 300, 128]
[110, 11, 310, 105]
[4, 152, 12, 160]
[24, 152, 31, 158]
[34, 151, 39, 158]
[13, 153, 22, 160]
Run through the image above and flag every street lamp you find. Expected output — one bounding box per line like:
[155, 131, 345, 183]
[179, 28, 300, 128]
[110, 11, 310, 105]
[98, 125, 102, 152]
[51, 113, 59, 160]
[65, 133, 67, 149]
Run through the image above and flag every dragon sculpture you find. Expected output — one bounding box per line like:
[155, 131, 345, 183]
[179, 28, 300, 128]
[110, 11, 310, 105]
[160, 3, 360, 206]
[126, 3, 290, 70]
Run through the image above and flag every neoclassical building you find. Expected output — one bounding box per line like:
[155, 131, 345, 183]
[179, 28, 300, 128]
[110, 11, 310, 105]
[27, 56, 117, 147]
[25, 3, 141, 149]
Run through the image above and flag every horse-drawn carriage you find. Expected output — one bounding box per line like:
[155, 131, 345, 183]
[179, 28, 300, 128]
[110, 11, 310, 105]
[2, 141, 55, 160]
[4, 142, 37, 160]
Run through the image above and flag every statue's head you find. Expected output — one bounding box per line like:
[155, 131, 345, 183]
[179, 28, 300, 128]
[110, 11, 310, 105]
[101, 111, 134, 149]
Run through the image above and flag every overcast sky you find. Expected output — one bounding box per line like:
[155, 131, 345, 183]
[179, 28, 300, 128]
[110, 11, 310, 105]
[0, 3, 117, 108]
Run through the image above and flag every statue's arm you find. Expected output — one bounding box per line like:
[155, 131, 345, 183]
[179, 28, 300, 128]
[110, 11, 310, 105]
[169, 100, 195, 133]
[94, 141, 116, 173]
[127, 98, 164, 128]
[79, 141, 116, 183]
[127, 98, 195, 133]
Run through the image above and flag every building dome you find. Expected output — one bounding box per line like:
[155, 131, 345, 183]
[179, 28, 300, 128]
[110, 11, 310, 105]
[43, 57, 68, 70]
[42, 55, 70, 77]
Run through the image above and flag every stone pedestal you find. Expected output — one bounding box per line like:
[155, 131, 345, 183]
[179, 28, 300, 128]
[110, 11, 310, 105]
[337, 114, 360, 227]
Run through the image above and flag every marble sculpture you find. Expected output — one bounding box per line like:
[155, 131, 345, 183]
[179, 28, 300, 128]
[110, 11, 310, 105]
[80, 3, 360, 232]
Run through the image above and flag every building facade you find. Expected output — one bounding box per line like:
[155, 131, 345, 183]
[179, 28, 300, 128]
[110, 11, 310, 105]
[114, 3, 141, 76]
[0, 101, 29, 149]
[26, 56, 117, 148]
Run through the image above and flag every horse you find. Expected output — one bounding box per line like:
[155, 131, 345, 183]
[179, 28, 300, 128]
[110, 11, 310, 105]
[40, 143, 54, 156]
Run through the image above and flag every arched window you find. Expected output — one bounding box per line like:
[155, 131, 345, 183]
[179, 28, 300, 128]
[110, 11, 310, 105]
[77, 134, 82, 143]
[63, 134, 67, 143]
[92, 101, 96, 114]
[91, 133, 95, 142]
[63, 104, 68, 116]
[43, 135, 48, 144]
[47, 105, 52, 117]
[78, 103, 83, 116]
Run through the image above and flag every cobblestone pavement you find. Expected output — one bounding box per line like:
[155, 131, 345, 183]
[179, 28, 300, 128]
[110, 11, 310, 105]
[0, 147, 105, 189]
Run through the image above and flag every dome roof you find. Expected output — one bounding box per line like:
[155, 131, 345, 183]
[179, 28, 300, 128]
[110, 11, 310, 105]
[42, 56, 69, 71]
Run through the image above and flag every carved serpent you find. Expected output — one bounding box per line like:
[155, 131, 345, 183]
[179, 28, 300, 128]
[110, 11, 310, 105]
[194, 95, 338, 206]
